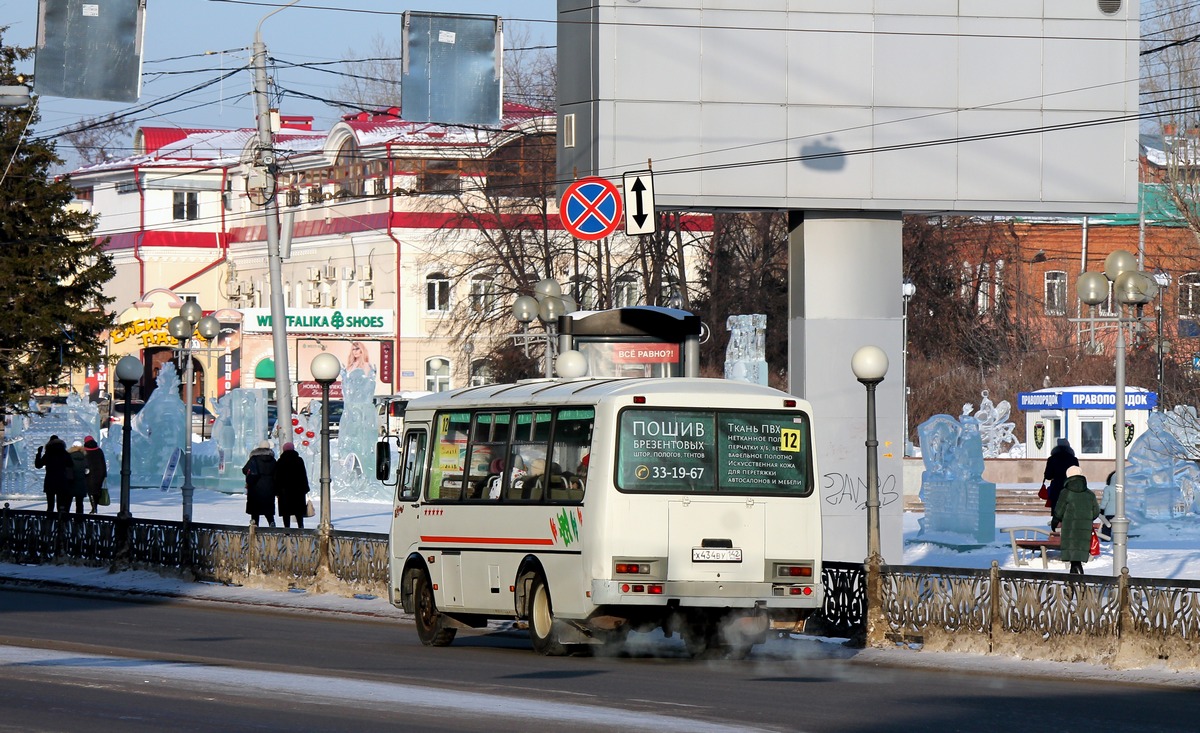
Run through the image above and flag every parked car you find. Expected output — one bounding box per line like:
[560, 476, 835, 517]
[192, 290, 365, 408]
[108, 400, 145, 430]
[301, 400, 343, 437]
[191, 404, 215, 438]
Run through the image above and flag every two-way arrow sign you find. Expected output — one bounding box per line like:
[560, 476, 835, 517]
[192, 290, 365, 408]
[622, 170, 656, 236]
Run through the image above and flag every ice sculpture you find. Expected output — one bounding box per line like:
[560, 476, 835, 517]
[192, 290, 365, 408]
[1, 392, 101, 496]
[331, 361, 387, 501]
[1123, 411, 1200, 520]
[962, 391, 1022, 458]
[725, 314, 768, 385]
[916, 413, 997, 543]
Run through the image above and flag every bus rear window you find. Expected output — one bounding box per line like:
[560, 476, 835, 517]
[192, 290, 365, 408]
[616, 409, 811, 496]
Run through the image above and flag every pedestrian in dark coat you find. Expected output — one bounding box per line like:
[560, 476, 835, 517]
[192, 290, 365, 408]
[274, 442, 310, 529]
[242, 441, 277, 527]
[1051, 465, 1101, 574]
[84, 436, 107, 514]
[1043, 438, 1079, 520]
[67, 441, 88, 515]
[33, 435, 73, 513]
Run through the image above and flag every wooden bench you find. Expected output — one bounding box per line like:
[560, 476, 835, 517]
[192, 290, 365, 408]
[1003, 521, 1108, 569]
[1004, 526, 1060, 568]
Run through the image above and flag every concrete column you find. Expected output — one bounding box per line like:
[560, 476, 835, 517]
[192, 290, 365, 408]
[788, 211, 905, 563]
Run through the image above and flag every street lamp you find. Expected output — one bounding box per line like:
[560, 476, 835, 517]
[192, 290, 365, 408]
[1153, 271, 1172, 408]
[901, 280, 916, 456]
[1076, 249, 1160, 576]
[167, 303, 221, 525]
[311, 352, 341, 570]
[851, 346, 889, 562]
[511, 278, 573, 377]
[114, 355, 142, 565]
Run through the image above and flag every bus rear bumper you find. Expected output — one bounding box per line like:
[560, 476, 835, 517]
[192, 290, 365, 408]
[590, 579, 822, 610]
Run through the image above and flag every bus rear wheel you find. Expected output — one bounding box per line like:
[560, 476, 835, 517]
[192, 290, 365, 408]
[409, 568, 456, 647]
[528, 574, 567, 656]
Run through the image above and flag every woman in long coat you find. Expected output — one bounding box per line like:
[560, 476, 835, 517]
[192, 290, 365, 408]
[1043, 439, 1079, 520]
[1051, 465, 1101, 574]
[242, 441, 277, 527]
[34, 435, 73, 513]
[274, 442, 310, 529]
[84, 436, 107, 513]
[67, 441, 89, 515]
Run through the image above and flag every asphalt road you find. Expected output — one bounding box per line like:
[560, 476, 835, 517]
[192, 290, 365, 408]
[0, 587, 1197, 732]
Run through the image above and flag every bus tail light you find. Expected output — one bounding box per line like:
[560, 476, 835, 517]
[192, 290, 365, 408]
[776, 564, 813, 578]
[633, 396, 646, 404]
[783, 399, 797, 407]
[615, 562, 651, 575]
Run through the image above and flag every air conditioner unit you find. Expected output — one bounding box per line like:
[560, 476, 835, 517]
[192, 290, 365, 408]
[343, 266, 355, 280]
[361, 283, 375, 302]
[307, 267, 321, 283]
[244, 282, 256, 296]
[319, 291, 332, 308]
[323, 264, 337, 281]
[307, 288, 320, 305]
[361, 264, 373, 280]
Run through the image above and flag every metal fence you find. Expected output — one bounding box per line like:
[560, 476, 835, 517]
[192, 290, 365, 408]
[0, 508, 388, 595]
[3, 508, 1198, 670]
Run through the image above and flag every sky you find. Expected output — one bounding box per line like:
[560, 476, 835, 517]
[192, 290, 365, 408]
[1, 1, 557, 164]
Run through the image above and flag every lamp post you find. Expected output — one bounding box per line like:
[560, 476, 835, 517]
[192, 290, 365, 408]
[167, 302, 221, 525]
[114, 355, 142, 564]
[901, 280, 916, 456]
[1076, 249, 1161, 576]
[311, 352, 341, 572]
[511, 278, 573, 377]
[851, 346, 889, 561]
[1153, 271, 1172, 409]
[851, 345, 888, 647]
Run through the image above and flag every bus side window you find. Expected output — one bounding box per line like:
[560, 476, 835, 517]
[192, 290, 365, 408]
[507, 410, 550, 502]
[549, 407, 594, 503]
[399, 431, 427, 502]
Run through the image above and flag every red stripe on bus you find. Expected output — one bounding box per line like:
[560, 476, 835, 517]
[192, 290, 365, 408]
[420, 536, 555, 546]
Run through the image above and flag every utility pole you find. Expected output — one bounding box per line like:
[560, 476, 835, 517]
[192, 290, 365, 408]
[250, 1, 300, 428]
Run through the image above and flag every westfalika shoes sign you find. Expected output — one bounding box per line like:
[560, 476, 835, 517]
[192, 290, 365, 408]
[240, 308, 393, 336]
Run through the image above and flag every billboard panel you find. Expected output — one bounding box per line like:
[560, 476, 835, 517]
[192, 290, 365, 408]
[557, 1, 1139, 214]
[402, 11, 502, 126]
[35, 0, 145, 103]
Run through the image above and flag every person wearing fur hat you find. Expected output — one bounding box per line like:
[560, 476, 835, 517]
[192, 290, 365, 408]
[83, 436, 107, 514]
[1042, 438, 1079, 521]
[274, 442, 310, 529]
[1051, 465, 1101, 574]
[242, 441, 277, 527]
[66, 440, 89, 515]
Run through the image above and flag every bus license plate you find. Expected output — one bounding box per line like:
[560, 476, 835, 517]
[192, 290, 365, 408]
[692, 548, 742, 563]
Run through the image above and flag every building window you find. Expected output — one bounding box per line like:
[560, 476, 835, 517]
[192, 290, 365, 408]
[614, 273, 641, 308]
[469, 275, 496, 314]
[426, 357, 451, 392]
[74, 186, 94, 202]
[173, 191, 198, 220]
[1179, 273, 1200, 319]
[1044, 271, 1067, 316]
[418, 159, 461, 194]
[1095, 279, 1117, 317]
[469, 358, 494, 387]
[426, 273, 451, 313]
[1079, 420, 1104, 455]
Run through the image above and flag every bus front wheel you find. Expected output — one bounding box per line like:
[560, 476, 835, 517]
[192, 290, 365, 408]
[528, 574, 567, 656]
[408, 568, 456, 647]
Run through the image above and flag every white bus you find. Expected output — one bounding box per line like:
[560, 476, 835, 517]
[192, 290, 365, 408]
[375, 377, 821, 657]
